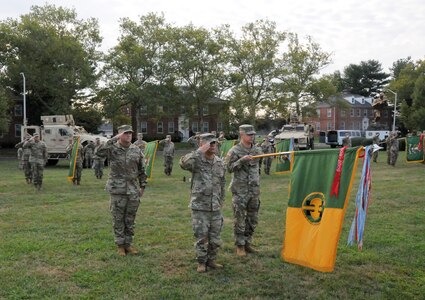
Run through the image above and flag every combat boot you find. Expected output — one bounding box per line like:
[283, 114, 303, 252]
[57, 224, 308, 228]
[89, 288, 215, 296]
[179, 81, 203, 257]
[197, 263, 206, 273]
[117, 246, 126, 256]
[125, 245, 139, 255]
[207, 260, 223, 269]
[245, 243, 259, 254]
[77, 180, 80, 185]
[236, 245, 247, 257]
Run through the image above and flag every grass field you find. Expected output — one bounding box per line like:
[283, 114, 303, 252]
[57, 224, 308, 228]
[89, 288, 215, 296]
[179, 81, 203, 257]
[0, 148, 424, 299]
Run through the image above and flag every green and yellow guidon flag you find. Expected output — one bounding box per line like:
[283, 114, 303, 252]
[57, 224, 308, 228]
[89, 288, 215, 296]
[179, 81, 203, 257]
[67, 136, 80, 182]
[220, 140, 237, 158]
[144, 141, 158, 180]
[282, 147, 362, 272]
[275, 139, 293, 174]
[405, 136, 424, 163]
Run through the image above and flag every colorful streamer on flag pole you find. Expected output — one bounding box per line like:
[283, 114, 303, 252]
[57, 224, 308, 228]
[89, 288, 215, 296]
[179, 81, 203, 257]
[347, 146, 372, 250]
[67, 136, 80, 182]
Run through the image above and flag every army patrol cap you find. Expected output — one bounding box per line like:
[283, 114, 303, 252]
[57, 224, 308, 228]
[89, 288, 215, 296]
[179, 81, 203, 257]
[199, 133, 217, 143]
[118, 125, 133, 134]
[239, 124, 256, 135]
[33, 132, 40, 137]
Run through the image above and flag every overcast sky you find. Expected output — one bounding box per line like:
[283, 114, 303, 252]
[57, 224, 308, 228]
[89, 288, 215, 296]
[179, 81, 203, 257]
[2, 0, 424, 74]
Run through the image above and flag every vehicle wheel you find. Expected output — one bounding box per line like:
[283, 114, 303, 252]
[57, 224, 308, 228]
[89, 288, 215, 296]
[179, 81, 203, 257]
[331, 145, 336, 148]
[46, 159, 59, 166]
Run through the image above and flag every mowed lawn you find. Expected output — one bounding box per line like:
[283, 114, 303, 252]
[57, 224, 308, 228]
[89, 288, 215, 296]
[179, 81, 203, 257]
[0, 148, 424, 299]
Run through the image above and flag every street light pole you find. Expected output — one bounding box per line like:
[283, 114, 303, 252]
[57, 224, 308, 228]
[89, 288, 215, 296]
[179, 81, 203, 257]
[385, 88, 397, 132]
[20, 72, 27, 127]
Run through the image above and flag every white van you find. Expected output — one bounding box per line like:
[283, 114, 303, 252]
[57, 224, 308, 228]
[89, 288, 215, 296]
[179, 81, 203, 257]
[326, 130, 361, 148]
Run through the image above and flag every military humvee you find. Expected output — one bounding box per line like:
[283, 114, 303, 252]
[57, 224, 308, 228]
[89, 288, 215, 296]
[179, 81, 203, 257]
[21, 115, 108, 165]
[274, 124, 308, 150]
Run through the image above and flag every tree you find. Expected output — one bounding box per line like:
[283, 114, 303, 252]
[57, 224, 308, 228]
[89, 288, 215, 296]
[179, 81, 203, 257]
[0, 84, 11, 132]
[101, 13, 174, 133]
[166, 23, 230, 129]
[395, 60, 425, 131]
[0, 4, 102, 125]
[342, 60, 390, 97]
[227, 20, 285, 123]
[275, 33, 332, 119]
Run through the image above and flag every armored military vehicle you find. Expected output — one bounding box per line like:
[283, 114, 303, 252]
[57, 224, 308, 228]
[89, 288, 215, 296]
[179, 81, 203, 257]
[274, 124, 308, 150]
[21, 115, 108, 165]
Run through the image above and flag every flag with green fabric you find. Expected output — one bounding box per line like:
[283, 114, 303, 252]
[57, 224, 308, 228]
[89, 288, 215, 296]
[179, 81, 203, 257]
[144, 141, 159, 180]
[405, 136, 424, 162]
[275, 138, 293, 174]
[220, 140, 237, 158]
[67, 136, 80, 182]
[282, 147, 362, 272]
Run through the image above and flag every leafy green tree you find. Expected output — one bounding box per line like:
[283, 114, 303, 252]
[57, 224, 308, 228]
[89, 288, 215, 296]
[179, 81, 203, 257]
[0, 4, 102, 125]
[276, 33, 332, 119]
[342, 60, 389, 97]
[395, 60, 425, 131]
[228, 20, 285, 123]
[0, 84, 11, 132]
[166, 24, 230, 128]
[101, 13, 174, 133]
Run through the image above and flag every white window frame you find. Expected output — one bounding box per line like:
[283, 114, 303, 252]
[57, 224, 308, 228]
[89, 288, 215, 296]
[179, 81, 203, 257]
[168, 121, 174, 134]
[157, 121, 163, 134]
[141, 121, 147, 134]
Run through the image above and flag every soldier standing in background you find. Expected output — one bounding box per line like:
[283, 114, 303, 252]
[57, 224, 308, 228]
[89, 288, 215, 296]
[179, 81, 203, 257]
[23, 133, 47, 190]
[15, 134, 33, 182]
[217, 131, 227, 156]
[372, 133, 380, 163]
[95, 125, 147, 256]
[180, 133, 226, 273]
[93, 137, 105, 179]
[387, 132, 399, 166]
[83, 141, 95, 168]
[260, 137, 275, 175]
[66, 136, 84, 185]
[159, 135, 175, 176]
[342, 133, 352, 147]
[225, 124, 263, 256]
[133, 133, 148, 153]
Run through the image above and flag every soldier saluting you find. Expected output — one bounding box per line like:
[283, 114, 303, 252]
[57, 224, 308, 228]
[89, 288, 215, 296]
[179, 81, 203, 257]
[95, 125, 147, 256]
[23, 132, 48, 190]
[180, 133, 226, 273]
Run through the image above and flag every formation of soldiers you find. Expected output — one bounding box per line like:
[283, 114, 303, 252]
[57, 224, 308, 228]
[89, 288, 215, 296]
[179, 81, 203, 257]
[14, 125, 418, 273]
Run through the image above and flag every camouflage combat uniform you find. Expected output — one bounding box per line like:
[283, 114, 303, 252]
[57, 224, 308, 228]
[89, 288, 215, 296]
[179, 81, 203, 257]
[83, 142, 95, 168]
[95, 133, 147, 248]
[15, 140, 32, 183]
[66, 141, 84, 184]
[225, 140, 263, 247]
[260, 140, 274, 175]
[133, 138, 148, 153]
[180, 141, 226, 265]
[93, 140, 105, 179]
[387, 133, 399, 166]
[23, 137, 48, 189]
[159, 138, 175, 176]
[372, 134, 380, 162]
[342, 135, 352, 147]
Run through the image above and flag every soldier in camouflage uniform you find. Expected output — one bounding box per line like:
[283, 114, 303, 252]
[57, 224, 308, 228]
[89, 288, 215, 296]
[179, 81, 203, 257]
[342, 133, 351, 147]
[95, 125, 147, 256]
[225, 124, 263, 256]
[15, 134, 33, 183]
[180, 133, 226, 273]
[372, 133, 380, 163]
[159, 135, 175, 176]
[93, 137, 105, 179]
[23, 133, 47, 190]
[387, 132, 399, 166]
[66, 136, 84, 185]
[83, 141, 95, 168]
[133, 133, 148, 153]
[260, 137, 275, 175]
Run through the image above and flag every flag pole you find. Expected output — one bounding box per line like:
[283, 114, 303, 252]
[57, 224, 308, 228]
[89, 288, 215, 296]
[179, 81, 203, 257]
[251, 151, 293, 159]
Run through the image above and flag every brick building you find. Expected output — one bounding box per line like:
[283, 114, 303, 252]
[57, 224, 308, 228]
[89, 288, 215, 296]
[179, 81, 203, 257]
[309, 93, 392, 134]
